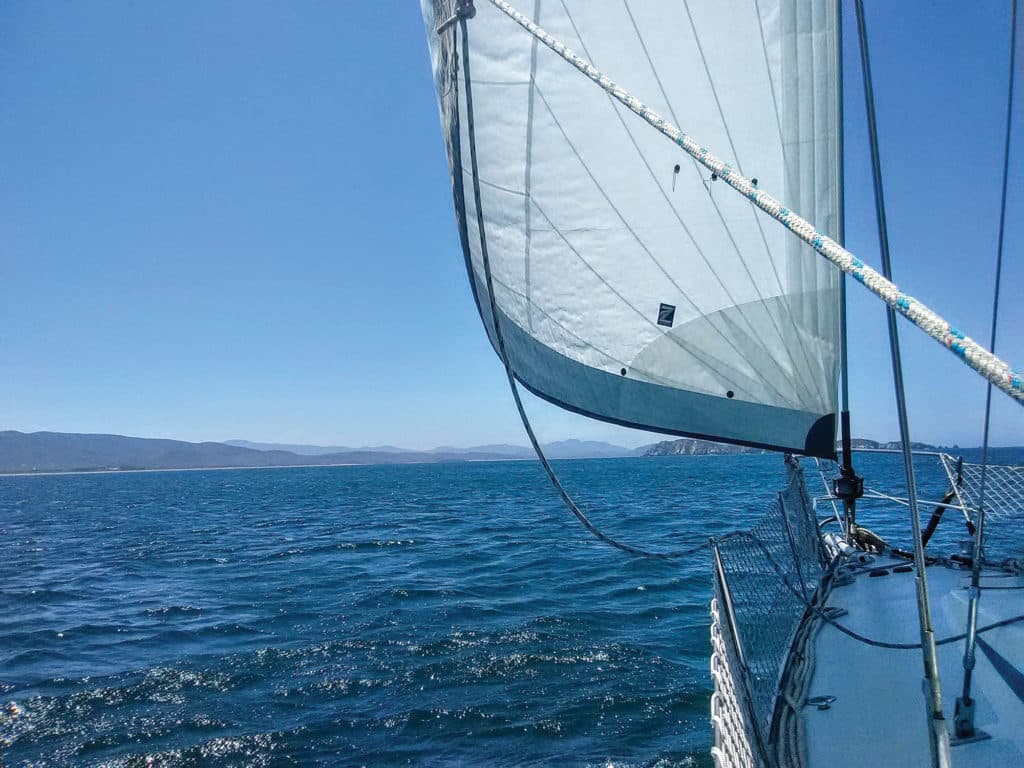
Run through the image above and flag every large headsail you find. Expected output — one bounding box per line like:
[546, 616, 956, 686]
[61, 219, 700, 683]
[423, 0, 842, 458]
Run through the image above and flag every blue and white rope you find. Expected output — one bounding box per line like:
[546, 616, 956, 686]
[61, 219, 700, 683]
[487, 0, 1024, 404]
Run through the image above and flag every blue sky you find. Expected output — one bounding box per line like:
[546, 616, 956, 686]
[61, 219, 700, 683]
[1, 1, 1021, 450]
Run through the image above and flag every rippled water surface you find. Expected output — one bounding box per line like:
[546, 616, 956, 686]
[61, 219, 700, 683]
[1, 451, 1017, 766]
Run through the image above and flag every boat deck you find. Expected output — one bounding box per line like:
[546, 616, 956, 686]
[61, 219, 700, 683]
[803, 556, 1024, 767]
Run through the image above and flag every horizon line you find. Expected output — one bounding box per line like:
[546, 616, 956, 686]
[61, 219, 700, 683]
[2, 428, 1021, 453]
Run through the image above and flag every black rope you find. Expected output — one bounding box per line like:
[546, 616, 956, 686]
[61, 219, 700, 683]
[921, 489, 958, 547]
[456, 16, 702, 561]
[826, 607, 1024, 651]
[821, 592, 1024, 651]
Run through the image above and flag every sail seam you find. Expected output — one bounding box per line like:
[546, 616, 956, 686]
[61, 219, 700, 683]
[486, 273, 679, 387]
[621, 0, 822, 407]
[753, 0, 788, 165]
[523, 0, 542, 331]
[530, 84, 794, 404]
[529, 190, 789, 404]
[485, 0, 1024, 404]
[675, 0, 791, 293]
[466, 177, 818, 399]
[556, 1, 795, 395]
[678, 0, 826, 405]
[485, 270, 767, 396]
[553, 2, 816, 408]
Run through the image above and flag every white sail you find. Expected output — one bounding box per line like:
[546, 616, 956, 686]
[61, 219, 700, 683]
[423, 0, 842, 457]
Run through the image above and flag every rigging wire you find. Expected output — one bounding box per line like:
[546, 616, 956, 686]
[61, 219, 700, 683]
[835, 0, 859, 535]
[854, 2, 950, 763]
[958, 0, 1018, 735]
[456, 12, 703, 562]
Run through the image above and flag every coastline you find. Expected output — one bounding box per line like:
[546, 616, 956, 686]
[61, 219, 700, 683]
[0, 462, 362, 478]
[0, 456, 555, 478]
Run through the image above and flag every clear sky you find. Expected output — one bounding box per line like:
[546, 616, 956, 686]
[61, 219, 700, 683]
[1, 1, 1021, 450]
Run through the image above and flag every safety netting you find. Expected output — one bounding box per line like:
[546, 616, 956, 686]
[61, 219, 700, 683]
[710, 458, 825, 766]
[942, 453, 1024, 569]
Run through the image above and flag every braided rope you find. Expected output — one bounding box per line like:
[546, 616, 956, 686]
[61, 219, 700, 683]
[487, 0, 1024, 404]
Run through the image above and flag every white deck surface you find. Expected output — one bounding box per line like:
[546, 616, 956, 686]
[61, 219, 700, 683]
[803, 558, 1024, 767]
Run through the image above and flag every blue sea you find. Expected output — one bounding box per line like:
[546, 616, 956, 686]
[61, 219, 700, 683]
[2, 451, 1019, 766]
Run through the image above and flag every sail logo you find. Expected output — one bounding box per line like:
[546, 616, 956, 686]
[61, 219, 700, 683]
[657, 303, 676, 328]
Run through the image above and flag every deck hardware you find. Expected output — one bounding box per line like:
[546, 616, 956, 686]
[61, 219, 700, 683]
[805, 695, 836, 711]
[951, 694, 990, 746]
[950, 729, 991, 747]
[833, 470, 864, 500]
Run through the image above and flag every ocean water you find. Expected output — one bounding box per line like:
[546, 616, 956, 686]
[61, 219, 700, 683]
[1, 451, 1019, 766]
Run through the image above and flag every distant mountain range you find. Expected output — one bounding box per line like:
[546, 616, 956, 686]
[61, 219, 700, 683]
[225, 438, 634, 460]
[223, 440, 418, 456]
[0, 431, 478, 474]
[0, 431, 638, 474]
[0, 431, 964, 475]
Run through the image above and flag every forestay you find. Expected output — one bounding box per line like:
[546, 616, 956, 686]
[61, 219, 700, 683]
[423, 0, 842, 457]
